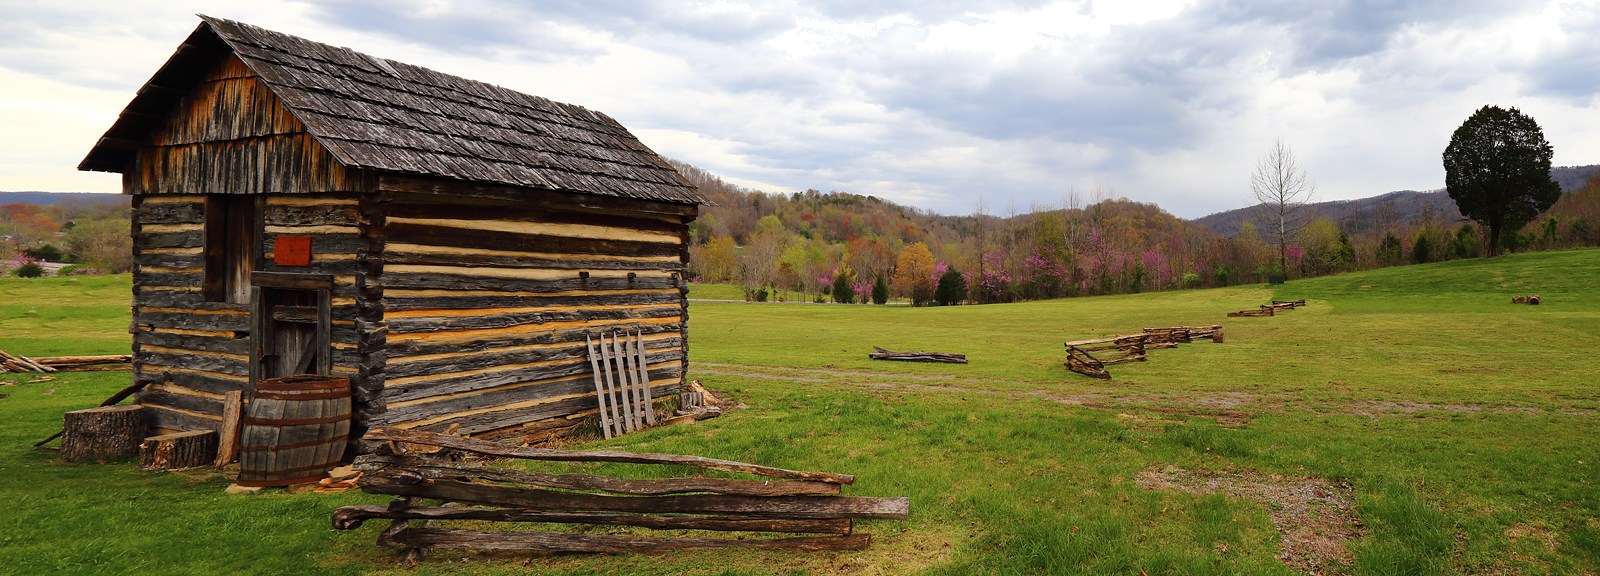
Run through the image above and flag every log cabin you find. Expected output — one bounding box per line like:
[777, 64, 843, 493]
[78, 15, 705, 443]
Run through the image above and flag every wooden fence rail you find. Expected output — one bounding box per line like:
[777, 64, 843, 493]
[337, 429, 907, 561]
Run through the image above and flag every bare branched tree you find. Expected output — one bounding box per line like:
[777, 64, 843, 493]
[1251, 139, 1315, 277]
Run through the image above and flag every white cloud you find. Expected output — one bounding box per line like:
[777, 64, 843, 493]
[2, 0, 1597, 218]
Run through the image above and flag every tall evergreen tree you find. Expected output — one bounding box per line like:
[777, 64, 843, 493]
[1443, 105, 1560, 256]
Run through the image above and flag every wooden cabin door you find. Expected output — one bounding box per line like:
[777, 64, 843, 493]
[249, 274, 333, 390]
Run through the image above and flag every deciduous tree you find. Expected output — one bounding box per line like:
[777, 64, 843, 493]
[891, 242, 936, 306]
[1250, 139, 1315, 277]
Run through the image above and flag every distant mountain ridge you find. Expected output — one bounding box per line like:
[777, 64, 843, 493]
[0, 191, 127, 206]
[1192, 164, 1600, 237]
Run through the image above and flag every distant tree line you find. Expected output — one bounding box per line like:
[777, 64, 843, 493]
[674, 152, 1600, 305]
[0, 199, 132, 277]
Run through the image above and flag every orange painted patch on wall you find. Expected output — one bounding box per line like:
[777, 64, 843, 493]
[274, 236, 312, 266]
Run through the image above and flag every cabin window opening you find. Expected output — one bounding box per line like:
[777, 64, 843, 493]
[203, 195, 258, 304]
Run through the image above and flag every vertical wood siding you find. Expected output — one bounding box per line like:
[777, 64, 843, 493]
[124, 55, 356, 196]
[127, 54, 374, 433]
[370, 184, 691, 436]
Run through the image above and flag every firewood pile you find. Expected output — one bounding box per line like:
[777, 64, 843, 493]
[1512, 295, 1541, 305]
[0, 349, 132, 373]
[1065, 325, 1225, 379]
[868, 346, 968, 364]
[1227, 299, 1306, 317]
[334, 428, 910, 561]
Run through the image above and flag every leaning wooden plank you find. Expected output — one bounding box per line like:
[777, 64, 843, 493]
[357, 475, 907, 519]
[584, 335, 616, 439]
[611, 332, 641, 433]
[365, 428, 856, 485]
[353, 454, 842, 496]
[599, 333, 632, 434]
[214, 390, 244, 468]
[332, 505, 853, 534]
[624, 331, 649, 425]
[383, 527, 872, 553]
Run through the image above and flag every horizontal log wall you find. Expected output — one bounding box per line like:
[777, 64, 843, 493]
[370, 186, 692, 436]
[126, 55, 376, 433]
[132, 195, 245, 432]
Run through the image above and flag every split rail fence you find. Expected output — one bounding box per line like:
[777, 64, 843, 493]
[336, 428, 909, 560]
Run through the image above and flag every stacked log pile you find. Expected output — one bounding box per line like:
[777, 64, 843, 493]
[335, 428, 909, 560]
[868, 346, 968, 364]
[1, 350, 132, 373]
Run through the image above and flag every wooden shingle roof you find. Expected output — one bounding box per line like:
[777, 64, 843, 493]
[80, 15, 704, 206]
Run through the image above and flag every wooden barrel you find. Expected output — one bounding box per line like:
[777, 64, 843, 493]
[237, 375, 351, 487]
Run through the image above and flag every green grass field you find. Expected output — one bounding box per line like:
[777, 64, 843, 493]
[2, 249, 1597, 575]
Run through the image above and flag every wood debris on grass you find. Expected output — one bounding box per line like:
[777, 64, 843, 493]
[0, 350, 131, 373]
[868, 346, 968, 364]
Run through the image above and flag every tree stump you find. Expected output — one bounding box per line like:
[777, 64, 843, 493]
[61, 405, 148, 463]
[141, 430, 219, 471]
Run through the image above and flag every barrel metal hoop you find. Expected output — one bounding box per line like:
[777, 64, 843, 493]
[243, 413, 350, 426]
[251, 390, 351, 401]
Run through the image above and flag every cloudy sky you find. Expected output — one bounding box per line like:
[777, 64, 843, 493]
[3, 1, 1597, 218]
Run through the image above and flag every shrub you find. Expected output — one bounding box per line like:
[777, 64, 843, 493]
[933, 268, 966, 306]
[830, 272, 854, 304]
[1412, 235, 1432, 264]
[1181, 272, 1202, 288]
[15, 262, 45, 278]
[1213, 265, 1231, 286]
[23, 244, 64, 262]
[871, 274, 888, 305]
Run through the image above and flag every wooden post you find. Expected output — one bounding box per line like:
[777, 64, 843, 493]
[61, 405, 148, 462]
[141, 430, 219, 471]
[214, 390, 244, 468]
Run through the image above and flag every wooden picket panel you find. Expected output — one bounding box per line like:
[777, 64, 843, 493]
[586, 331, 657, 437]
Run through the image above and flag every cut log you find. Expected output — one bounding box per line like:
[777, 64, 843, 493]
[352, 454, 841, 497]
[332, 505, 853, 534]
[365, 428, 855, 485]
[382, 526, 871, 553]
[61, 405, 148, 462]
[35, 377, 158, 447]
[214, 390, 244, 468]
[357, 474, 909, 519]
[868, 346, 968, 364]
[140, 430, 219, 471]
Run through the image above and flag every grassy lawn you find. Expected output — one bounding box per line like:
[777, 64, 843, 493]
[2, 249, 1597, 574]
